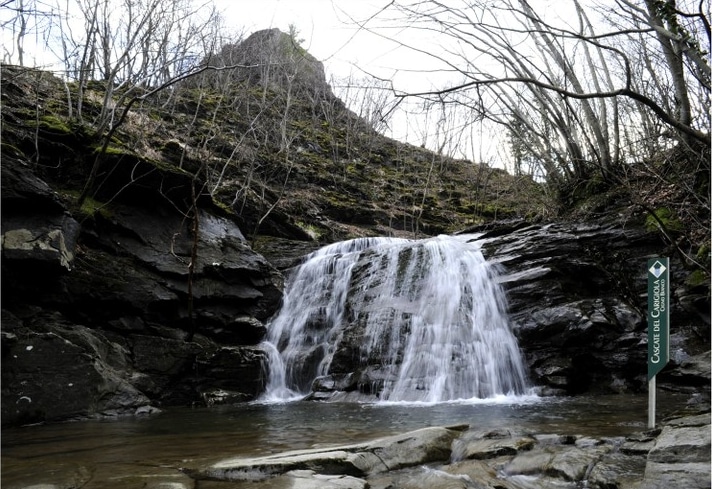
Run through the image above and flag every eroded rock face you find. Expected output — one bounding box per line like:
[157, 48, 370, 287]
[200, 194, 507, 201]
[1, 161, 81, 273]
[1, 155, 282, 425]
[476, 220, 711, 395]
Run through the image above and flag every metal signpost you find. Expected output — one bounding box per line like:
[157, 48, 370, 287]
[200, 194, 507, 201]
[647, 257, 670, 429]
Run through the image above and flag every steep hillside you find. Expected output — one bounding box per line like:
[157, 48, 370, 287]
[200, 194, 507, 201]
[1, 29, 549, 251]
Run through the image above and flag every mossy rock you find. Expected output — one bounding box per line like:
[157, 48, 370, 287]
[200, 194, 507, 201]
[37, 115, 72, 134]
[686, 269, 709, 287]
[60, 190, 112, 219]
[645, 207, 684, 233]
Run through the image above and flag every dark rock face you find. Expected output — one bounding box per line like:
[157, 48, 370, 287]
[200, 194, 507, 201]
[476, 220, 710, 395]
[1, 156, 283, 425]
[1, 161, 81, 274]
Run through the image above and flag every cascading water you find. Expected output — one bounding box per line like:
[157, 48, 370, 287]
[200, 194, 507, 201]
[259, 234, 530, 403]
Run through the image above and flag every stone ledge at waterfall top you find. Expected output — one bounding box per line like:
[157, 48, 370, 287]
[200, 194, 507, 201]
[184, 412, 711, 489]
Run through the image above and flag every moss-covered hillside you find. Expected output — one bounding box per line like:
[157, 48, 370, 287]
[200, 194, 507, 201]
[1, 29, 550, 249]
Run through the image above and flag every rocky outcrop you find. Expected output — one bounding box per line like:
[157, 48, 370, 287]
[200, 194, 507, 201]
[190, 425, 469, 481]
[1, 152, 283, 425]
[183, 413, 710, 489]
[640, 413, 711, 488]
[1, 159, 81, 274]
[475, 219, 711, 395]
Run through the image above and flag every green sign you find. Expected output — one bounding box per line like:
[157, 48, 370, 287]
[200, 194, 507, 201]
[647, 258, 670, 380]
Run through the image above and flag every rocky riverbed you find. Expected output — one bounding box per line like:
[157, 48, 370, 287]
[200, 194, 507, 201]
[186, 410, 711, 489]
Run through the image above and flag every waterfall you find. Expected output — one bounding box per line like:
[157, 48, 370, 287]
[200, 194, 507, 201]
[259, 234, 529, 403]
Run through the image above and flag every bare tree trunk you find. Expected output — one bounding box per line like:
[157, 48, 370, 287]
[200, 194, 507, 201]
[643, 0, 693, 131]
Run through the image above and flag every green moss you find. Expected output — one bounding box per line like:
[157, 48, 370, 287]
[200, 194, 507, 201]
[38, 115, 72, 134]
[1, 142, 25, 158]
[61, 190, 112, 218]
[296, 220, 321, 240]
[686, 269, 709, 287]
[645, 207, 683, 233]
[212, 197, 236, 216]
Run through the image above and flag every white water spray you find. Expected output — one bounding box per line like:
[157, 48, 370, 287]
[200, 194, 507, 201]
[259, 234, 529, 402]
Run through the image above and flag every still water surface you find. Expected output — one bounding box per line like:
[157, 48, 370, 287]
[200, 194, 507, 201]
[1, 392, 687, 487]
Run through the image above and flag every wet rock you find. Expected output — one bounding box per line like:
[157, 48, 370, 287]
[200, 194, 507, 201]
[2, 154, 285, 422]
[627, 413, 711, 489]
[586, 450, 648, 489]
[451, 429, 536, 461]
[441, 459, 519, 489]
[181, 413, 712, 489]
[369, 466, 480, 489]
[191, 425, 468, 481]
[195, 346, 266, 400]
[0, 311, 154, 425]
[271, 470, 367, 489]
[499, 434, 614, 485]
[661, 350, 711, 387]
[648, 426, 710, 463]
[200, 388, 252, 406]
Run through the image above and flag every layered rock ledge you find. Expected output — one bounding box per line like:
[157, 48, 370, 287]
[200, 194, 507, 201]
[179, 412, 710, 489]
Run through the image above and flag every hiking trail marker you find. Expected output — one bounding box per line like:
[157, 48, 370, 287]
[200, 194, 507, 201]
[647, 257, 670, 429]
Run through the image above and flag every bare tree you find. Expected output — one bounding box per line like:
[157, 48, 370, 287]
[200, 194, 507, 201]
[353, 0, 709, 187]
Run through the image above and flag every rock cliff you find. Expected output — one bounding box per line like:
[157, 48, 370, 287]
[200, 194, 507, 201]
[2, 150, 283, 424]
[476, 219, 710, 396]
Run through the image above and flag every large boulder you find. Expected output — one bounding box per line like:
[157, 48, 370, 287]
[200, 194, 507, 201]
[640, 414, 711, 489]
[1, 310, 155, 425]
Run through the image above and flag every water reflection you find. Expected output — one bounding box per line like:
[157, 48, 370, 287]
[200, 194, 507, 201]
[1, 392, 688, 488]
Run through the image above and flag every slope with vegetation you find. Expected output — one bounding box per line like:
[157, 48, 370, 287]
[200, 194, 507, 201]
[2, 27, 549, 250]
